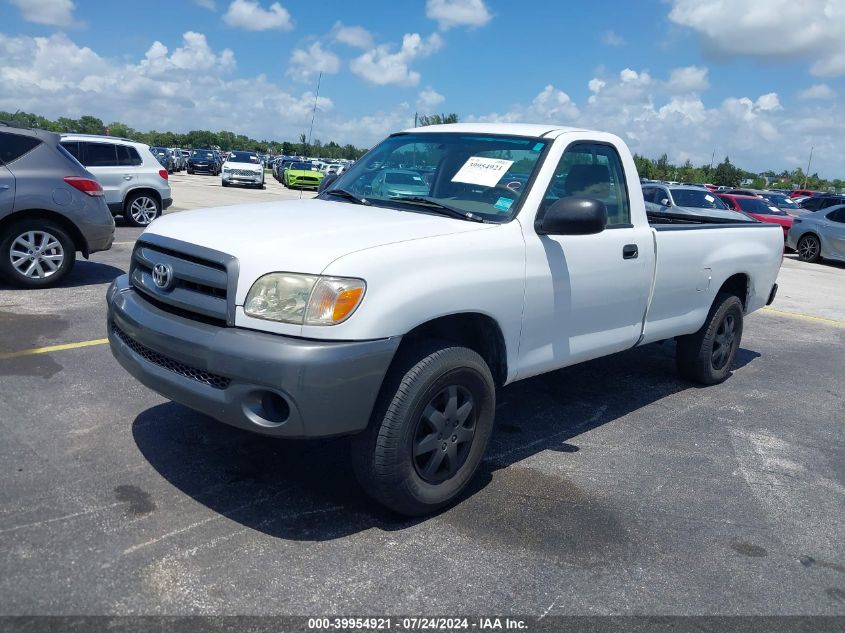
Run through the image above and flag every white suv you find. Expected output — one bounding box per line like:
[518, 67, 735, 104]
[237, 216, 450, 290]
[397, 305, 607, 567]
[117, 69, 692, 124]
[221, 150, 265, 188]
[60, 134, 173, 227]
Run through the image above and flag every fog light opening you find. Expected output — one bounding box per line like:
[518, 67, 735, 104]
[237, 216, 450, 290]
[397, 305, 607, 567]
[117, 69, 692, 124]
[243, 390, 291, 427]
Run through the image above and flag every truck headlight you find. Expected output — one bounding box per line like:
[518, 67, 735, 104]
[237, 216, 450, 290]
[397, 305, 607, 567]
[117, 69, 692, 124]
[244, 273, 366, 325]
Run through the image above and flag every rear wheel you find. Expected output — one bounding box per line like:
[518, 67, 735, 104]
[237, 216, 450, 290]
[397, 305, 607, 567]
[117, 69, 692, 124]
[796, 234, 821, 263]
[0, 220, 76, 288]
[352, 341, 495, 516]
[124, 192, 161, 227]
[676, 293, 744, 385]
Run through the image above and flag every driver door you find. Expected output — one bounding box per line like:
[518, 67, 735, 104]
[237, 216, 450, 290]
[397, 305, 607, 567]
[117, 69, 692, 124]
[518, 140, 655, 378]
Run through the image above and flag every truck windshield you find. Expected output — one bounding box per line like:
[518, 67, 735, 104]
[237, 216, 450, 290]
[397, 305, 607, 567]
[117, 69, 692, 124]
[670, 189, 728, 209]
[322, 132, 550, 222]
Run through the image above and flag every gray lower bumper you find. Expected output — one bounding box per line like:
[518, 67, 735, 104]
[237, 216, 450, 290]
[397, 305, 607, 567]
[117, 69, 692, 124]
[107, 275, 400, 438]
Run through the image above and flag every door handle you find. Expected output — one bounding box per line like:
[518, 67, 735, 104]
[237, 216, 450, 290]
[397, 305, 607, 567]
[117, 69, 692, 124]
[0, 184, 9, 190]
[623, 244, 639, 259]
[123, 175, 133, 180]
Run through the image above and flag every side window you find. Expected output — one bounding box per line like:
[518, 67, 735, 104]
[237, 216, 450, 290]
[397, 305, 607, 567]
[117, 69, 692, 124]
[83, 142, 118, 167]
[60, 141, 81, 161]
[118, 145, 142, 166]
[541, 143, 631, 226]
[0, 132, 41, 164]
[827, 208, 845, 223]
[656, 188, 669, 205]
[642, 187, 655, 203]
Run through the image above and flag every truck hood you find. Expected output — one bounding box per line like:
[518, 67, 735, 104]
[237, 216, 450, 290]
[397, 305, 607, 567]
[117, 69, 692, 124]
[143, 199, 493, 300]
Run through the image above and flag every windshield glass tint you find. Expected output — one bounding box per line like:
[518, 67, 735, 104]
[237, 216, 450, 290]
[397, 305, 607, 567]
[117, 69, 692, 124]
[737, 197, 783, 214]
[325, 132, 549, 221]
[670, 189, 727, 209]
[229, 151, 259, 163]
[764, 193, 796, 206]
[191, 151, 214, 159]
[291, 162, 314, 170]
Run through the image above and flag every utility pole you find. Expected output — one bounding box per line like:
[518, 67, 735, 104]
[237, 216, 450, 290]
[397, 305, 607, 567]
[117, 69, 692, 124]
[709, 149, 715, 172]
[803, 146, 814, 189]
[414, 112, 418, 128]
[307, 72, 322, 148]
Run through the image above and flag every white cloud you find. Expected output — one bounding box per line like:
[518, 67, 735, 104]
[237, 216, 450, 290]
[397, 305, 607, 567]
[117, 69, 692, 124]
[9, 0, 76, 26]
[192, 0, 216, 9]
[668, 0, 845, 77]
[417, 87, 445, 110]
[349, 33, 443, 87]
[471, 84, 579, 124]
[620, 68, 650, 84]
[667, 65, 709, 93]
[287, 42, 340, 82]
[755, 92, 781, 111]
[222, 0, 293, 31]
[331, 22, 374, 49]
[800, 83, 836, 100]
[139, 32, 236, 76]
[426, 0, 493, 30]
[602, 30, 625, 46]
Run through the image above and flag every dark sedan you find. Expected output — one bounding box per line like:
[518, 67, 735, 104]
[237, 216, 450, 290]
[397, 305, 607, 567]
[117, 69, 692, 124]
[187, 149, 220, 175]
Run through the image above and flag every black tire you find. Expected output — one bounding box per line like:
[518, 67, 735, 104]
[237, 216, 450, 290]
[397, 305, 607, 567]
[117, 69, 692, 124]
[676, 293, 744, 385]
[796, 234, 821, 263]
[352, 341, 496, 516]
[123, 191, 161, 227]
[221, 180, 229, 187]
[187, 169, 193, 175]
[0, 219, 76, 289]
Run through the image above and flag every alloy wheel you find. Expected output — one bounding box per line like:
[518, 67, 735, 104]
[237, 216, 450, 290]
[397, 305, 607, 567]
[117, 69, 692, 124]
[129, 196, 158, 225]
[711, 313, 736, 370]
[413, 385, 476, 484]
[798, 236, 819, 261]
[9, 230, 64, 279]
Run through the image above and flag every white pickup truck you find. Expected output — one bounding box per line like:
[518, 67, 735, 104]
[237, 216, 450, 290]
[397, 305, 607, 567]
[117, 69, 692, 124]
[107, 123, 783, 515]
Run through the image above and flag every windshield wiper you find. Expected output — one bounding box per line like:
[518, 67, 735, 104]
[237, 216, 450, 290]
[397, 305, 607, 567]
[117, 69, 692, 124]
[324, 188, 371, 205]
[390, 196, 486, 223]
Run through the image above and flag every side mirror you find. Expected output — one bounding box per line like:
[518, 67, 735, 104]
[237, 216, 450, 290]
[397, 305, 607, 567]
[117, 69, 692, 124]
[319, 173, 338, 193]
[536, 196, 608, 236]
[660, 198, 672, 207]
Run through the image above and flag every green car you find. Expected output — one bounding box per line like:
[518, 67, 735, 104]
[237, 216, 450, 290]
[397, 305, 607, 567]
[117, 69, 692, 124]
[283, 161, 324, 189]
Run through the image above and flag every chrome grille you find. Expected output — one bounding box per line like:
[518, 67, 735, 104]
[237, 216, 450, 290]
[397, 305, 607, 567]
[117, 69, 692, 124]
[130, 240, 231, 325]
[112, 324, 231, 389]
[228, 169, 260, 177]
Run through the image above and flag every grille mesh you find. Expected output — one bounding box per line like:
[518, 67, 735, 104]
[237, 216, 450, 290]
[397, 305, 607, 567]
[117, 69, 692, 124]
[112, 324, 231, 390]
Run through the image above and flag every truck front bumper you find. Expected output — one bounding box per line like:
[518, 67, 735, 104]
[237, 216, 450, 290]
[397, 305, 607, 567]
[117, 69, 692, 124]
[107, 275, 400, 438]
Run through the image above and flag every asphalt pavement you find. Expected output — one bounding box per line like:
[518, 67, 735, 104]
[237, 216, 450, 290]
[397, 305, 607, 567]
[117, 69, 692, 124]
[0, 177, 843, 616]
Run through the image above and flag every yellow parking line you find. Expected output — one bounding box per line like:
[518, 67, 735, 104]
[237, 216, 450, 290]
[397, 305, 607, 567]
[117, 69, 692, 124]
[761, 307, 845, 328]
[0, 338, 109, 360]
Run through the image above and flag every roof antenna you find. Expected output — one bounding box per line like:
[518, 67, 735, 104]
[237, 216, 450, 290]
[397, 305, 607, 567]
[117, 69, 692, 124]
[303, 72, 322, 201]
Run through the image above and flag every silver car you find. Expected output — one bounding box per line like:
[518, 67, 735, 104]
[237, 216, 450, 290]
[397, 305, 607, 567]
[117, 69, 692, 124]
[61, 134, 173, 227]
[786, 204, 845, 263]
[643, 184, 752, 222]
[1, 124, 114, 288]
[370, 169, 429, 198]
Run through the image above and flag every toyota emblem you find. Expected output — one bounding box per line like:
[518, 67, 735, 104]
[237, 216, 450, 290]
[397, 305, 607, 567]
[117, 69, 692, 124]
[151, 263, 174, 290]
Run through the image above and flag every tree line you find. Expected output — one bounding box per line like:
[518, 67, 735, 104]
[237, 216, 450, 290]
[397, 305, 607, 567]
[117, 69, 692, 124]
[1, 110, 368, 160]
[633, 152, 842, 192]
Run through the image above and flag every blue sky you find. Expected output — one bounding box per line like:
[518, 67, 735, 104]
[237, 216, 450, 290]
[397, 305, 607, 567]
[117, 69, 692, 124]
[2, 0, 844, 176]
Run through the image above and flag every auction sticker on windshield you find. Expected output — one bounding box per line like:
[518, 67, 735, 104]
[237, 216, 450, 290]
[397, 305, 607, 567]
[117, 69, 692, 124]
[452, 156, 514, 187]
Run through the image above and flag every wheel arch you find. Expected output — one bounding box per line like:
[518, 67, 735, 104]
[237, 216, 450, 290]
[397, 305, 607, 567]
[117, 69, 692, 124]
[716, 273, 750, 311]
[0, 209, 88, 256]
[391, 312, 508, 388]
[123, 187, 162, 210]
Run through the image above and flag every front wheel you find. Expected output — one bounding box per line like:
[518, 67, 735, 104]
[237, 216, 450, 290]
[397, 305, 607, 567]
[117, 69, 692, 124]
[676, 293, 744, 385]
[0, 220, 76, 288]
[796, 234, 821, 263]
[352, 342, 496, 516]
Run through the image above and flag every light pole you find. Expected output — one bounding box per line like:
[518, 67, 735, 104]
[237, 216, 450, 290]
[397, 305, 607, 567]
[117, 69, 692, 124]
[803, 146, 814, 189]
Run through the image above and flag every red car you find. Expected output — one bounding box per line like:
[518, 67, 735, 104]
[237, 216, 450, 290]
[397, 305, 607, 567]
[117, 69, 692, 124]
[789, 189, 821, 199]
[717, 194, 793, 237]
